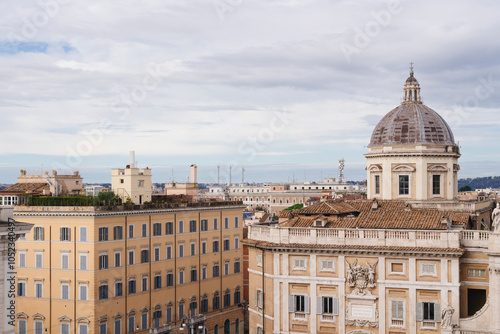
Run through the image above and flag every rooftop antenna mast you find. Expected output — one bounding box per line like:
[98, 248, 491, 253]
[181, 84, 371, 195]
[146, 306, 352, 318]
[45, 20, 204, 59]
[217, 165, 220, 185]
[242, 167, 245, 184]
[229, 166, 232, 186]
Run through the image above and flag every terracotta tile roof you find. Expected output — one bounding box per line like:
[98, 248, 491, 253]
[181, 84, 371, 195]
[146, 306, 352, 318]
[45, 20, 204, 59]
[295, 200, 358, 215]
[0, 182, 48, 194]
[259, 213, 270, 223]
[244, 239, 465, 254]
[279, 200, 472, 230]
[278, 210, 293, 219]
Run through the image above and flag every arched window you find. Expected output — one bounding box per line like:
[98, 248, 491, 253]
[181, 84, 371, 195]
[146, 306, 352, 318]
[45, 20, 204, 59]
[214, 324, 219, 334]
[224, 319, 230, 334]
[235, 318, 240, 334]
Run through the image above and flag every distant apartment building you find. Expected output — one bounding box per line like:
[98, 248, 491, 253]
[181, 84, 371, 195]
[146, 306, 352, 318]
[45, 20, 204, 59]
[0, 170, 83, 206]
[85, 185, 104, 197]
[14, 200, 246, 334]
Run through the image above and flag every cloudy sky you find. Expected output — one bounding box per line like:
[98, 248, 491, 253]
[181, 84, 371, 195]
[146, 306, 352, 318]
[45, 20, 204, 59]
[1, 0, 499, 184]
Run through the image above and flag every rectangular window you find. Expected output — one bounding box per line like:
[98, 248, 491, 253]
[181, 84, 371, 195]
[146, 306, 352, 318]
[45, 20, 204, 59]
[224, 238, 230, 251]
[292, 257, 307, 271]
[213, 240, 219, 252]
[153, 223, 162, 236]
[153, 310, 161, 329]
[224, 262, 229, 275]
[189, 220, 196, 233]
[178, 220, 184, 234]
[99, 323, 106, 334]
[61, 253, 69, 270]
[61, 284, 69, 300]
[19, 252, 26, 268]
[166, 222, 173, 235]
[154, 275, 162, 289]
[80, 254, 87, 270]
[141, 312, 148, 330]
[128, 316, 135, 334]
[129, 224, 134, 238]
[189, 301, 197, 317]
[115, 252, 121, 267]
[114, 319, 121, 334]
[202, 266, 207, 280]
[62, 323, 70, 334]
[99, 285, 108, 300]
[99, 227, 108, 241]
[255, 290, 263, 308]
[213, 264, 219, 278]
[166, 273, 174, 287]
[18, 320, 27, 334]
[468, 269, 487, 277]
[114, 226, 123, 240]
[179, 270, 184, 284]
[213, 296, 220, 310]
[35, 252, 43, 268]
[191, 268, 197, 282]
[142, 223, 147, 237]
[390, 299, 405, 327]
[375, 175, 380, 194]
[201, 219, 208, 231]
[202, 240, 207, 254]
[141, 249, 149, 263]
[34, 226, 44, 240]
[235, 216, 239, 228]
[234, 261, 240, 273]
[416, 302, 440, 322]
[142, 277, 148, 291]
[17, 281, 26, 296]
[224, 217, 229, 229]
[128, 250, 134, 265]
[99, 254, 108, 269]
[224, 293, 231, 307]
[59, 227, 71, 241]
[419, 262, 437, 276]
[213, 218, 218, 230]
[80, 226, 87, 242]
[166, 307, 172, 323]
[257, 254, 262, 267]
[166, 245, 172, 260]
[115, 282, 123, 297]
[179, 244, 184, 258]
[234, 236, 239, 249]
[432, 174, 441, 195]
[80, 285, 88, 300]
[35, 321, 43, 334]
[201, 299, 209, 313]
[178, 304, 184, 320]
[234, 290, 241, 305]
[128, 280, 136, 294]
[190, 242, 196, 256]
[154, 247, 160, 261]
[399, 175, 409, 195]
[319, 259, 335, 272]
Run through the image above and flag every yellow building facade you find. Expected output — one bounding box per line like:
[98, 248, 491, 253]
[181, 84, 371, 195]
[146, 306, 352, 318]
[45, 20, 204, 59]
[14, 202, 245, 334]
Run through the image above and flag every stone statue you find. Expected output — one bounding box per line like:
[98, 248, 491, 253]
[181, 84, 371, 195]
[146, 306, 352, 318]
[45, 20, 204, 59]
[366, 260, 378, 288]
[492, 203, 500, 233]
[441, 305, 454, 328]
[345, 259, 378, 295]
[346, 259, 357, 287]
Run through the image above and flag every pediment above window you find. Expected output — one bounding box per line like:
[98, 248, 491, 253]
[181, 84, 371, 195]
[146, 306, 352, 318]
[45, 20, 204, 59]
[368, 164, 383, 172]
[392, 164, 415, 172]
[427, 164, 447, 172]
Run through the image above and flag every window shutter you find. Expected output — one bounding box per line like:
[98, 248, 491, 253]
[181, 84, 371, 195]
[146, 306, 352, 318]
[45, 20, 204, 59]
[255, 291, 258, 306]
[433, 303, 441, 322]
[41, 228, 44, 240]
[60, 228, 63, 241]
[259, 291, 264, 307]
[391, 300, 397, 319]
[317, 297, 322, 314]
[254, 326, 258, 334]
[416, 302, 423, 321]
[289, 295, 294, 312]
[304, 296, 310, 314]
[333, 297, 339, 316]
[68, 229, 71, 240]
[398, 301, 404, 319]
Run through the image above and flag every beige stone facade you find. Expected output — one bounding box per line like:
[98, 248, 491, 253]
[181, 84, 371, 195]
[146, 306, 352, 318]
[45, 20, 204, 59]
[111, 167, 152, 204]
[13, 202, 245, 334]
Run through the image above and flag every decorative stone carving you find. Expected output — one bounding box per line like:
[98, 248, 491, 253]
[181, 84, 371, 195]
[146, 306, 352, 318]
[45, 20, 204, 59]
[346, 259, 378, 296]
[346, 307, 379, 328]
[440, 305, 454, 329]
[492, 202, 500, 233]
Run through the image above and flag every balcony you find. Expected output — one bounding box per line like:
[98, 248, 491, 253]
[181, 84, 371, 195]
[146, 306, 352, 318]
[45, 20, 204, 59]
[246, 225, 492, 250]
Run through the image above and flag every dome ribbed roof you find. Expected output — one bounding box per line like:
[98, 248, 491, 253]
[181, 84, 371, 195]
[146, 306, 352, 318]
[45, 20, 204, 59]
[369, 103, 455, 146]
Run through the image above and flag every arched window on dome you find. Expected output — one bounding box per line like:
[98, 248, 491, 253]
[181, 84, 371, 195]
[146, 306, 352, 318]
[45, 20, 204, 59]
[409, 90, 412, 100]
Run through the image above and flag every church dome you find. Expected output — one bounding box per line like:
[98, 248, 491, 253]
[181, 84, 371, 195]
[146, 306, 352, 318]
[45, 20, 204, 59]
[369, 68, 455, 147]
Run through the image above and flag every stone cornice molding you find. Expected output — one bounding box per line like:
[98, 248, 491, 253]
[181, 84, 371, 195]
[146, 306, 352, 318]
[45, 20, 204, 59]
[365, 151, 461, 159]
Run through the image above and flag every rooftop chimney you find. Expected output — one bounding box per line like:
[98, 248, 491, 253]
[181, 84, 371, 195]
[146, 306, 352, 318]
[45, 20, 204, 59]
[130, 151, 136, 168]
[190, 164, 197, 184]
